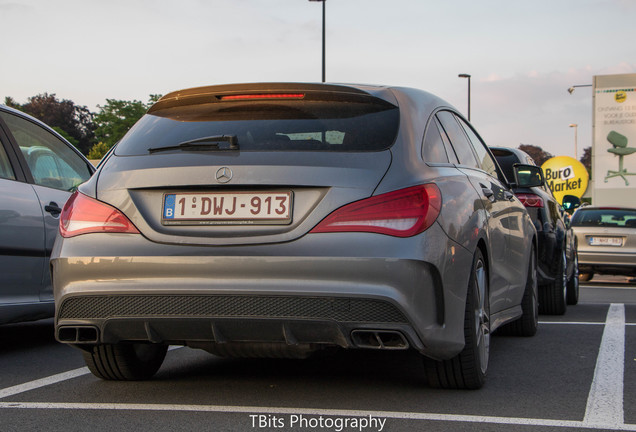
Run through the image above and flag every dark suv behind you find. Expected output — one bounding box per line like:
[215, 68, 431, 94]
[491, 147, 578, 315]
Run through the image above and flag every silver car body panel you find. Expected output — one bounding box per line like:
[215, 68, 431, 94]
[96, 151, 392, 246]
[52, 83, 536, 360]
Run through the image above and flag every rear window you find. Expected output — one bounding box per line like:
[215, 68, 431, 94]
[571, 208, 636, 228]
[114, 98, 400, 156]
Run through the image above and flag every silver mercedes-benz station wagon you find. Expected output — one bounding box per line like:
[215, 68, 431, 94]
[52, 83, 540, 389]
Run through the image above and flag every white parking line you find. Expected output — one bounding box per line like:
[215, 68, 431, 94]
[540, 321, 605, 325]
[0, 367, 90, 400]
[0, 346, 182, 400]
[540, 321, 636, 326]
[0, 402, 636, 431]
[0, 309, 632, 431]
[584, 303, 626, 428]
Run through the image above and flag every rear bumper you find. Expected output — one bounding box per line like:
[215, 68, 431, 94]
[578, 250, 636, 266]
[578, 250, 636, 276]
[52, 228, 472, 360]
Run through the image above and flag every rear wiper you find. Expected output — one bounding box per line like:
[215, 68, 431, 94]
[148, 135, 239, 153]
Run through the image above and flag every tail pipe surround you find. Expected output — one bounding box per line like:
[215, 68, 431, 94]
[57, 326, 100, 344]
[350, 330, 409, 350]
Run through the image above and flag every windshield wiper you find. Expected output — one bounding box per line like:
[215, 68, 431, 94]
[148, 135, 239, 153]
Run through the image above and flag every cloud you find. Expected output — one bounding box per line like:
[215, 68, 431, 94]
[599, 63, 636, 75]
[468, 66, 636, 158]
[0, 2, 31, 12]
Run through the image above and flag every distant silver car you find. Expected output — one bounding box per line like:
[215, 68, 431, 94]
[0, 105, 94, 325]
[571, 206, 636, 280]
[52, 83, 540, 389]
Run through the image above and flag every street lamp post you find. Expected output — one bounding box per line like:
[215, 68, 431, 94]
[309, 0, 326, 83]
[567, 84, 592, 94]
[458, 74, 471, 121]
[569, 123, 578, 160]
[567, 85, 591, 161]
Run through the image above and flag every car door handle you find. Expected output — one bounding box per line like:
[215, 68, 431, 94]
[45, 202, 62, 216]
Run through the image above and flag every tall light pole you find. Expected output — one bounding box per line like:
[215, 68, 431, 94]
[458, 74, 471, 121]
[569, 123, 578, 160]
[567, 85, 591, 161]
[309, 0, 326, 83]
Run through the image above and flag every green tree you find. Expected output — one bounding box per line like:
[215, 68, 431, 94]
[6, 93, 96, 154]
[4, 96, 20, 110]
[87, 141, 111, 160]
[94, 95, 160, 149]
[518, 144, 554, 167]
[52, 126, 79, 148]
[580, 146, 592, 180]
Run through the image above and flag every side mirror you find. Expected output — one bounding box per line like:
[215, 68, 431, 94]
[514, 164, 544, 188]
[562, 194, 581, 213]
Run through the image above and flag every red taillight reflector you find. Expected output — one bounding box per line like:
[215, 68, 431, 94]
[219, 93, 305, 101]
[516, 193, 544, 208]
[60, 192, 140, 238]
[310, 184, 442, 237]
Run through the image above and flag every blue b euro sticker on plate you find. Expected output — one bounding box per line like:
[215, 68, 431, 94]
[163, 194, 176, 219]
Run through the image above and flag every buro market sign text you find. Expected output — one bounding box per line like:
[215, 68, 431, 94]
[541, 156, 589, 203]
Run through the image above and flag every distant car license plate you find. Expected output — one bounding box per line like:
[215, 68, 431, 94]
[589, 236, 623, 247]
[162, 191, 292, 225]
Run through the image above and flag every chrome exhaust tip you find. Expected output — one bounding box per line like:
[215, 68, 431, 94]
[351, 330, 409, 350]
[57, 326, 99, 343]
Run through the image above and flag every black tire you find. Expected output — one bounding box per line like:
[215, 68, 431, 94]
[424, 249, 489, 390]
[497, 245, 538, 337]
[566, 249, 580, 305]
[82, 343, 168, 381]
[538, 249, 567, 315]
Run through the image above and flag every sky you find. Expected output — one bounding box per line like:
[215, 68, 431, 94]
[1, 0, 635, 160]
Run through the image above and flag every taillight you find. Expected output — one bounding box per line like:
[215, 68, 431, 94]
[516, 193, 544, 208]
[310, 184, 442, 237]
[219, 93, 305, 101]
[60, 192, 140, 238]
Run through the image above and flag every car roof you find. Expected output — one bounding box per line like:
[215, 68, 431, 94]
[490, 146, 534, 163]
[148, 82, 454, 117]
[575, 205, 636, 211]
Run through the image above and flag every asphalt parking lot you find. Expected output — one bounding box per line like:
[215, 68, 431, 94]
[1, 280, 635, 432]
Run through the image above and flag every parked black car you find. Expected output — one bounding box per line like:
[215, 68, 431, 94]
[491, 147, 579, 315]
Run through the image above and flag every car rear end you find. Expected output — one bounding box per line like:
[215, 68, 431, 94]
[52, 83, 464, 363]
[571, 206, 636, 277]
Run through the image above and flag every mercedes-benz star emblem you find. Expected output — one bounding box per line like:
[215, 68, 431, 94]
[215, 167, 233, 183]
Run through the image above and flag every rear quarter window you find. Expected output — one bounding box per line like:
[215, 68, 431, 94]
[422, 117, 450, 163]
[436, 111, 480, 169]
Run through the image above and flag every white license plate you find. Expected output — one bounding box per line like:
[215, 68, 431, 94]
[162, 191, 292, 225]
[589, 236, 623, 247]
